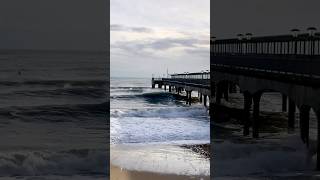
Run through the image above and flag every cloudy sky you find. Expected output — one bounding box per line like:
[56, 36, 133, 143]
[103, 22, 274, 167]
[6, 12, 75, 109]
[0, 0, 107, 51]
[111, 0, 210, 78]
[213, 0, 320, 39]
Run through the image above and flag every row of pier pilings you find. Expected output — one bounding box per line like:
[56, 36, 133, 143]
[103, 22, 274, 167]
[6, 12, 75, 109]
[212, 81, 312, 140]
[151, 82, 210, 108]
[211, 81, 320, 169]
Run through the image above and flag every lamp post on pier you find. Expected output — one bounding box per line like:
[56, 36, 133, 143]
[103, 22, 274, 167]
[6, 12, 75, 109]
[307, 27, 317, 55]
[237, 33, 244, 54]
[291, 28, 300, 55]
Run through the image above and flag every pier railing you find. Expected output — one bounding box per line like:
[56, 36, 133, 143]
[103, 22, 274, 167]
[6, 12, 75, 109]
[211, 33, 320, 56]
[152, 72, 210, 89]
[211, 33, 320, 80]
[170, 72, 210, 80]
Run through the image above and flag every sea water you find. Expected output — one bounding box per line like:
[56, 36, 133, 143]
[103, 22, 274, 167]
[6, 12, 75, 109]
[0, 51, 108, 179]
[110, 77, 210, 176]
[212, 91, 320, 179]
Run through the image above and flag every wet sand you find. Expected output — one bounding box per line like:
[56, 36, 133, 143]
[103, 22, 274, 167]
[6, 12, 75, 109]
[110, 165, 210, 180]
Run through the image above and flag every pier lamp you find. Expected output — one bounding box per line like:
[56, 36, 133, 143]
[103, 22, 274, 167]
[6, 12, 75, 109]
[307, 27, 317, 55]
[237, 34, 244, 54]
[291, 29, 300, 55]
[290, 29, 300, 38]
[211, 36, 216, 53]
[245, 33, 253, 40]
[245, 33, 253, 53]
[237, 33, 244, 40]
[210, 36, 216, 43]
[307, 27, 317, 37]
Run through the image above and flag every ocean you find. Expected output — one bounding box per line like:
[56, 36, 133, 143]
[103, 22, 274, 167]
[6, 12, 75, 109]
[110, 77, 210, 176]
[0, 51, 108, 179]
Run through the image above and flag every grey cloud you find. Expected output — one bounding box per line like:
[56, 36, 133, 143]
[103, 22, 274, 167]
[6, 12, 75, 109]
[0, 0, 108, 51]
[185, 48, 210, 58]
[112, 37, 208, 55]
[110, 24, 153, 33]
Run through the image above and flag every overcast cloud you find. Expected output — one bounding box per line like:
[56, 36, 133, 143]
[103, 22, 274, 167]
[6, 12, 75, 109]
[213, 0, 320, 39]
[111, 0, 210, 78]
[0, 0, 107, 51]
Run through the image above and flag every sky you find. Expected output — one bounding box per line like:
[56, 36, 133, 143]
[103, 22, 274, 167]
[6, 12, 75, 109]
[0, 0, 108, 51]
[213, 0, 320, 39]
[111, 0, 210, 78]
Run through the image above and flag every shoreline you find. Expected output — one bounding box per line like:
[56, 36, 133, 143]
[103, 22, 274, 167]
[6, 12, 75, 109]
[110, 143, 210, 180]
[110, 165, 210, 180]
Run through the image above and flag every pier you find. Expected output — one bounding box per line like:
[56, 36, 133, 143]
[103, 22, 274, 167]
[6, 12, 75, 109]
[211, 30, 320, 169]
[151, 29, 320, 170]
[152, 72, 211, 107]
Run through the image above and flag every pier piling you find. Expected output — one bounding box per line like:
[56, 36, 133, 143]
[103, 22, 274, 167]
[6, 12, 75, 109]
[252, 93, 261, 138]
[282, 95, 287, 112]
[288, 99, 296, 131]
[243, 92, 252, 136]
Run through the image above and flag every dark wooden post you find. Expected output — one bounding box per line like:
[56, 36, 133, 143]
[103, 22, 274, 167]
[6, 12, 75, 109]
[216, 83, 223, 104]
[199, 93, 203, 103]
[288, 99, 296, 131]
[282, 95, 287, 112]
[223, 82, 229, 101]
[299, 105, 310, 146]
[252, 93, 261, 138]
[186, 91, 189, 105]
[169, 86, 171, 92]
[315, 109, 320, 170]
[204, 95, 207, 107]
[152, 78, 155, 88]
[189, 91, 192, 105]
[243, 92, 252, 136]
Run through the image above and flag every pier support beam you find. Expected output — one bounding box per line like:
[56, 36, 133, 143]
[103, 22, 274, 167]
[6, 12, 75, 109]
[152, 78, 155, 88]
[252, 93, 261, 138]
[212, 82, 216, 97]
[216, 83, 223, 104]
[204, 95, 207, 107]
[164, 85, 167, 91]
[288, 99, 296, 131]
[199, 93, 203, 103]
[316, 109, 320, 170]
[243, 92, 252, 136]
[169, 86, 171, 92]
[185, 91, 192, 105]
[299, 105, 310, 146]
[223, 82, 229, 101]
[282, 95, 287, 112]
[189, 91, 192, 105]
[186, 91, 189, 105]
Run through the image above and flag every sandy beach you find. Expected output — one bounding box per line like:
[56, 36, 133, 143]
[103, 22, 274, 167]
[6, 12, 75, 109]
[111, 165, 210, 180]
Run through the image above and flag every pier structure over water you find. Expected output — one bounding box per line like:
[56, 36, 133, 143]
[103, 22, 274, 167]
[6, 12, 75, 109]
[211, 29, 320, 169]
[152, 72, 210, 107]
